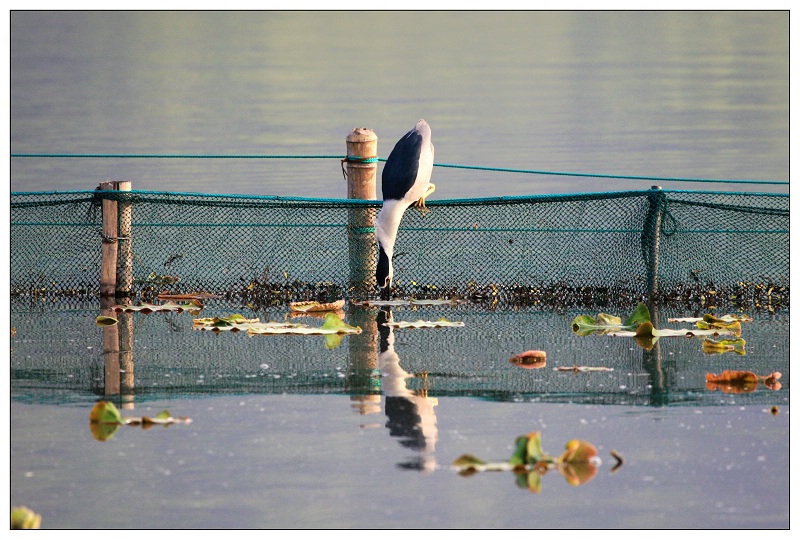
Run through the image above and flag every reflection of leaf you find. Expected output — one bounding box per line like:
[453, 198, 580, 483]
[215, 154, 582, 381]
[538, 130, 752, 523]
[560, 461, 598, 486]
[95, 315, 118, 326]
[382, 317, 465, 329]
[90, 421, 122, 441]
[702, 337, 746, 355]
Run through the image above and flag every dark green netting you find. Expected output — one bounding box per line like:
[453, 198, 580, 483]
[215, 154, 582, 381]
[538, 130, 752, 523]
[9, 188, 788, 309]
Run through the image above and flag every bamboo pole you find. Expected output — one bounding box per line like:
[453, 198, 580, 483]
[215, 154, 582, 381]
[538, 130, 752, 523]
[99, 181, 119, 297]
[345, 128, 378, 295]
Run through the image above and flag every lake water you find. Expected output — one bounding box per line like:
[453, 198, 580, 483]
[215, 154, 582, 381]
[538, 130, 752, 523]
[7, 10, 790, 530]
[10, 11, 789, 198]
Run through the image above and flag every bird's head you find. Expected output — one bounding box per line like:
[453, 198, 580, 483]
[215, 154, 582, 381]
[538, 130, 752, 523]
[376, 240, 392, 298]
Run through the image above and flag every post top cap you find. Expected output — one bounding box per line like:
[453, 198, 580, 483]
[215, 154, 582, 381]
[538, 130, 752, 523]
[347, 127, 377, 143]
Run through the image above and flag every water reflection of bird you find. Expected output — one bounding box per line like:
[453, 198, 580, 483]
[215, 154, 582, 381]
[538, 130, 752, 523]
[377, 308, 438, 472]
[375, 119, 435, 297]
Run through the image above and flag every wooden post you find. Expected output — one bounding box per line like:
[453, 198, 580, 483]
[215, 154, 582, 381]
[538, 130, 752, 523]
[345, 128, 378, 295]
[116, 181, 133, 298]
[99, 181, 119, 297]
[345, 127, 378, 199]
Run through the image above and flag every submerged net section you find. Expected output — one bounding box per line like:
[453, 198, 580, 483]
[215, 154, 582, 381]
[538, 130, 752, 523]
[9, 188, 789, 310]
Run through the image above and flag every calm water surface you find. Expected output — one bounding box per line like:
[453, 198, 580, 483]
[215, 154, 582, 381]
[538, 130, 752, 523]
[8, 11, 790, 530]
[10, 11, 789, 198]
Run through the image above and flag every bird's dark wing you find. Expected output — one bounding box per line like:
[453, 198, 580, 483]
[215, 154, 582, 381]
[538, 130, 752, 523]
[381, 129, 423, 201]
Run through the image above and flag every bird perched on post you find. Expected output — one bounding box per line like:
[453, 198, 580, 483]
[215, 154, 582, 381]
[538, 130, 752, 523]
[375, 119, 435, 297]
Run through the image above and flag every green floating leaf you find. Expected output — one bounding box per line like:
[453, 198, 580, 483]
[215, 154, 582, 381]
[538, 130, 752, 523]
[525, 431, 546, 464]
[571, 303, 651, 335]
[95, 315, 118, 326]
[89, 401, 124, 425]
[382, 317, 465, 329]
[696, 320, 742, 336]
[89, 401, 192, 441]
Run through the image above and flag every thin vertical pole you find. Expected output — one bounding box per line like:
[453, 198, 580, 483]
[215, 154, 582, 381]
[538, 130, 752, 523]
[345, 127, 378, 295]
[99, 181, 119, 297]
[644, 185, 663, 300]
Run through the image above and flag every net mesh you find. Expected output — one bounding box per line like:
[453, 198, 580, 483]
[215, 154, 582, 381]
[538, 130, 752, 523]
[10, 188, 789, 310]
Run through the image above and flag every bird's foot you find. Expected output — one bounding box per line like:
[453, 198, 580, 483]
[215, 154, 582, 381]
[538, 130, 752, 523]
[414, 198, 430, 217]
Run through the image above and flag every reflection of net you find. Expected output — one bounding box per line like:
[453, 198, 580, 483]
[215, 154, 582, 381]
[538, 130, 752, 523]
[10, 189, 788, 309]
[9, 302, 790, 407]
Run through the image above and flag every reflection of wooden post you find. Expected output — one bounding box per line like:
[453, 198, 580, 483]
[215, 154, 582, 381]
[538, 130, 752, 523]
[116, 181, 133, 298]
[345, 304, 381, 415]
[345, 128, 378, 296]
[118, 311, 135, 409]
[100, 298, 120, 397]
[99, 182, 119, 297]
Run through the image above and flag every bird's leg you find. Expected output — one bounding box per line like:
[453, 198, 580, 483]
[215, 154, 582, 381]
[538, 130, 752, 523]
[414, 184, 436, 217]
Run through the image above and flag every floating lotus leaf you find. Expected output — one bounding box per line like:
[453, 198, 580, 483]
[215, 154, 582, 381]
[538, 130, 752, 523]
[382, 317, 465, 329]
[95, 315, 118, 326]
[668, 313, 753, 323]
[571, 303, 651, 335]
[113, 300, 203, 314]
[289, 299, 345, 312]
[89, 401, 192, 441]
[11, 506, 41, 530]
[554, 365, 614, 373]
[702, 337, 746, 355]
[453, 431, 605, 492]
[509, 350, 547, 369]
[705, 370, 782, 393]
[247, 313, 361, 336]
[610, 321, 737, 339]
[193, 314, 263, 331]
[559, 439, 598, 464]
[695, 319, 742, 337]
[357, 298, 464, 307]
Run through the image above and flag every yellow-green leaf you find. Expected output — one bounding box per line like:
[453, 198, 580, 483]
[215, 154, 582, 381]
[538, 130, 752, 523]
[95, 315, 118, 326]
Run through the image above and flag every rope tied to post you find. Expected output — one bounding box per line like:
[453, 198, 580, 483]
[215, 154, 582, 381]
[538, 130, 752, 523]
[340, 155, 379, 181]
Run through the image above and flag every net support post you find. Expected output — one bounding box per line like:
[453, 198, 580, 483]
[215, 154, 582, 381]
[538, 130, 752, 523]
[116, 181, 133, 298]
[99, 181, 119, 297]
[643, 185, 664, 300]
[345, 127, 378, 296]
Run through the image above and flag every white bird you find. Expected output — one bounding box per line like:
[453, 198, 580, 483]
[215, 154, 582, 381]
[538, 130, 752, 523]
[375, 119, 435, 296]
